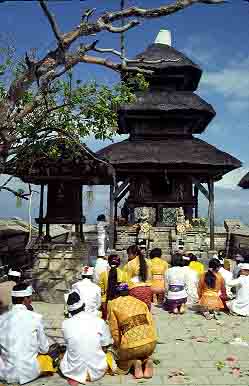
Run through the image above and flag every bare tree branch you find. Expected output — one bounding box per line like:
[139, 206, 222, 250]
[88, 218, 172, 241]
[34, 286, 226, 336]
[39, 0, 63, 45]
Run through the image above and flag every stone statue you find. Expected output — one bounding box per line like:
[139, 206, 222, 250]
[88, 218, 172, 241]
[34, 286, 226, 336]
[96, 214, 108, 257]
[136, 208, 155, 251]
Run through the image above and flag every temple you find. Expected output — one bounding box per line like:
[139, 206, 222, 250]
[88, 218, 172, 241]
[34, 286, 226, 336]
[97, 30, 241, 252]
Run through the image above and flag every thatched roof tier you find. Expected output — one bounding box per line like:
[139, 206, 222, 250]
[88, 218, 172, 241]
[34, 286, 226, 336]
[238, 172, 249, 189]
[97, 138, 242, 181]
[6, 138, 113, 185]
[118, 91, 215, 134]
[127, 43, 202, 91]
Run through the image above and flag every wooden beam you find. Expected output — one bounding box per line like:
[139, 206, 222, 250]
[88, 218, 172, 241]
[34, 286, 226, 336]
[116, 184, 130, 204]
[194, 181, 210, 201]
[208, 179, 215, 250]
[113, 179, 129, 199]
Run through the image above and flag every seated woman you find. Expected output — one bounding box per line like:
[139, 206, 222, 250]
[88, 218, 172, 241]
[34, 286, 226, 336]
[226, 263, 249, 316]
[164, 253, 188, 314]
[108, 283, 157, 379]
[98, 254, 127, 320]
[198, 258, 227, 319]
[189, 254, 205, 276]
[123, 245, 152, 310]
[150, 248, 168, 305]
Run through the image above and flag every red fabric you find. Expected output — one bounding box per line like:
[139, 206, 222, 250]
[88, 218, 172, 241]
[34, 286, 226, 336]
[129, 286, 152, 310]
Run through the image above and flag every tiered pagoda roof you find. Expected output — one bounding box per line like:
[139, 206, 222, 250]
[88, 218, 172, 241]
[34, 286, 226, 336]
[97, 35, 241, 182]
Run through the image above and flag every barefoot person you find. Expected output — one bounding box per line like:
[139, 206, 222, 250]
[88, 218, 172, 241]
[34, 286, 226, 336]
[108, 283, 157, 379]
[0, 283, 54, 385]
[124, 245, 152, 310]
[0, 268, 21, 314]
[98, 254, 127, 319]
[226, 263, 249, 316]
[164, 254, 188, 314]
[60, 291, 113, 385]
[150, 248, 168, 305]
[71, 266, 101, 316]
[198, 258, 227, 319]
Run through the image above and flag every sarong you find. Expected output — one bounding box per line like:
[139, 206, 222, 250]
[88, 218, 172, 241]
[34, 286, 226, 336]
[164, 285, 187, 311]
[129, 286, 152, 310]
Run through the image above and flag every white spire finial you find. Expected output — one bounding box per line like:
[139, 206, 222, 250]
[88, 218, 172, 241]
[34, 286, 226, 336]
[154, 30, 172, 46]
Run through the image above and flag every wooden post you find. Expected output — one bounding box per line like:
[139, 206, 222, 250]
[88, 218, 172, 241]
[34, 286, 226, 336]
[194, 184, 199, 218]
[80, 186, 84, 242]
[109, 184, 115, 249]
[208, 179, 215, 250]
[45, 223, 50, 238]
[155, 205, 160, 225]
[38, 184, 44, 236]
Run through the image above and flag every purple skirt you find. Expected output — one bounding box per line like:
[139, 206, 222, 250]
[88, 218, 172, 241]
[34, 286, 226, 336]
[164, 297, 187, 312]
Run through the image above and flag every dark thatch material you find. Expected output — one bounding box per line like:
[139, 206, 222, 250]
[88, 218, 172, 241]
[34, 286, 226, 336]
[97, 138, 242, 179]
[118, 91, 215, 134]
[238, 172, 249, 189]
[6, 138, 113, 185]
[127, 43, 202, 90]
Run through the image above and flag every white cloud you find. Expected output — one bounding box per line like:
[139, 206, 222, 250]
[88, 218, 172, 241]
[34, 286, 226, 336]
[200, 57, 249, 112]
[215, 167, 249, 190]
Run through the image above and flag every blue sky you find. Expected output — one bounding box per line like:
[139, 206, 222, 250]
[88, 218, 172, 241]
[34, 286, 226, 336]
[0, 0, 248, 225]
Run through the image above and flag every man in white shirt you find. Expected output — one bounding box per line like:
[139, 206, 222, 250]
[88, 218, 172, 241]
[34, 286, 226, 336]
[60, 291, 113, 384]
[182, 256, 199, 307]
[94, 256, 109, 284]
[214, 256, 233, 299]
[0, 268, 21, 314]
[0, 283, 50, 385]
[72, 266, 101, 316]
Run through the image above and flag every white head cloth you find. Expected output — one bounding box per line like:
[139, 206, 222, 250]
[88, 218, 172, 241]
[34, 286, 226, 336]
[182, 255, 190, 261]
[12, 285, 33, 297]
[238, 263, 249, 271]
[81, 266, 94, 277]
[67, 292, 84, 312]
[8, 269, 21, 277]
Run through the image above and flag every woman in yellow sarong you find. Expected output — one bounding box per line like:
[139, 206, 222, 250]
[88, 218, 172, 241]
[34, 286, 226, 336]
[98, 254, 127, 319]
[150, 248, 168, 305]
[123, 245, 152, 310]
[108, 283, 157, 379]
[198, 258, 227, 319]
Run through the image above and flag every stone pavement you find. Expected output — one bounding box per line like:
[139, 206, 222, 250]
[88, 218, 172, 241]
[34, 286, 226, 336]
[27, 302, 249, 386]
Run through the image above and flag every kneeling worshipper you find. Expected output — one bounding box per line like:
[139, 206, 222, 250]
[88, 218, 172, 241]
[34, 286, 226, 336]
[189, 254, 205, 276]
[93, 255, 109, 284]
[182, 255, 199, 308]
[0, 268, 21, 314]
[108, 283, 157, 379]
[70, 266, 101, 316]
[0, 283, 56, 385]
[164, 254, 188, 314]
[98, 254, 127, 319]
[198, 258, 227, 319]
[124, 245, 152, 310]
[226, 263, 249, 316]
[214, 255, 233, 300]
[60, 291, 114, 385]
[150, 248, 168, 305]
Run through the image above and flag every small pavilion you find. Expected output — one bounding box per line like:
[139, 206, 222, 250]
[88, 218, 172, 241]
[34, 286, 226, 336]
[97, 31, 241, 251]
[8, 138, 113, 241]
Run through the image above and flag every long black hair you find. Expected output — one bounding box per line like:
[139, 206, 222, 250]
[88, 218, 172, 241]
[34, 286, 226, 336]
[127, 245, 148, 282]
[106, 254, 121, 302]
[204, 258, 221, 289]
